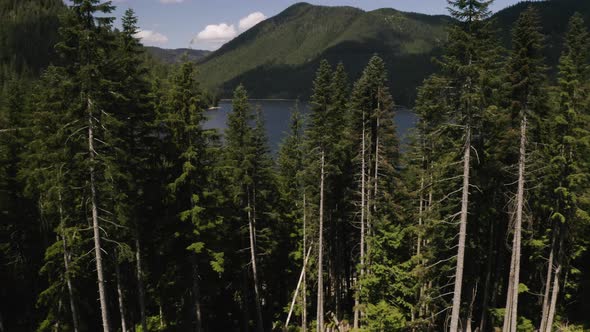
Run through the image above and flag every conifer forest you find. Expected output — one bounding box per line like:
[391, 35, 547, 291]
[1, 0, 590, 331]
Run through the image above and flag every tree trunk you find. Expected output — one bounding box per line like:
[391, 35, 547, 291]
[466, 283, 477, 332]
[544, 264, 560, 332]
[135, 237, 148, 332]
[544, 229, 563, 332]
[159, 301, 164, 329]
[247, 190, 264, 332]
[478, 220, 494, 332]
[354, 112, 367, 330]
[303, 193, 307, 332]
[417, 169, 425, 323]
[191, 257, 203, 332]
[503, 115, 527, 332]
[115, 261, 128, 332]
[373, 112, 380, 223]
[88, 98, 111, 332]
[58, 185, 80, 332]
[286, 245, 313, 328]
[449, 126, 471, 332]
[317, 150, 326, 332]
[539, 229, 556, 332]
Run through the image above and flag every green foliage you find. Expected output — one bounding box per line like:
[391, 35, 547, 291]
[4, 0, 590, 331]
[362, 301, 406, 331]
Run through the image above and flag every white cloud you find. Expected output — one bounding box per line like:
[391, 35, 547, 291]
[135, 30, 169, 45]
[194, 23, 237, 43]
[238, 12, 267, 31]
[160, 0, 184, 4]
[191, 12, 266, 50]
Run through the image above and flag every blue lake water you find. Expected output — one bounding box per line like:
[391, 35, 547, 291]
[204, 100, 417, 152]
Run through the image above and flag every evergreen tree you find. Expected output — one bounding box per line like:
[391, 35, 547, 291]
[540, 13, 590, 332]
[224, 85, 265, 332]
[500, 6, 547, 332]
[304, 60, 333, 331]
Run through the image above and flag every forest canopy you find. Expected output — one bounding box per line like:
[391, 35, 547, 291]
[1, 0, 589, 331]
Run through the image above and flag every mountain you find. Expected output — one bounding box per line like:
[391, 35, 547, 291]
[198, 3, 451, 105]
[495, 0, 590, 74]
[146, 46, 211, 64]
[197, 0, 590, 104]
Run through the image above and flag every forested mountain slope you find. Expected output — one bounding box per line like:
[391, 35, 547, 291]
[198, 0, 590, 103]
[0, 0, 64, 80]
[198, 3, 451, 105]
[145, 46, 211, 64]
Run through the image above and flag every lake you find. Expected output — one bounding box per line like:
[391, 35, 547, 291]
[204, 100, 417, 152]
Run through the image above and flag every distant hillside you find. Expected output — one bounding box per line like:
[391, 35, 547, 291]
[146, 47, 211, 64]
[197, 0, 590, 104]
[494, 0, 590, 75]
[0, 0, 64, 78]
[198, 3, 451, 105]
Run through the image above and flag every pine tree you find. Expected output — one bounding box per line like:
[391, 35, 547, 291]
[500, 7, 547, 332]
[440, 1, 500, 330]
[304, 60, 333, 332]
[224, 85, 265, 332]
[278, 105, 307, 329]
[348, 55, 403, 329]
[51, 1, 121, 330]
[540, 13, 590, 332]
[114, 9, 155, 331]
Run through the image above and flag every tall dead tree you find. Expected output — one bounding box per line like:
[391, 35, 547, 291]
[316, 151, 326, 332]
[353, 108, 367, 329]
[449, 126, 471, 332]
[88, 98, 110, 332]
[503, 116, 527, 332]
[247, 189, 264, 332]
[135, 238, 148, 332]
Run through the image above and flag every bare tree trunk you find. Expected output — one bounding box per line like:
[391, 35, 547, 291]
[478, 220, 494, 332]
[503, 237, 516, 332]
[286, 245, 313, 328]
[416, 167, 426, 324]
[58, 184, 80, 332]
[54, 299, 63, 332]
[191, 257, 203, 332]
[544, 230, 563, 332]
[135, 237, 148, 332]
[544, 264, 560, 332]
[159, 299, 164, 329]
[373, 113, 380, 221]
[88, 98, 110, 332]
[317, 150, 326, 332]
[247, 190, 264, 332]
[539, 229, 556, 332]
[466, 283, 477, 332]
[115, 261, 128, 332]
[303, 193, 307, 332]
[503, 115, 527, 332]
[417, 172, 424, 257]
[450, 126, 471, 332]
[354, 112, 367, 330]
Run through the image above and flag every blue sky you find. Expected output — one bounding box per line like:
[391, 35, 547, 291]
[110, 0, 529, 50]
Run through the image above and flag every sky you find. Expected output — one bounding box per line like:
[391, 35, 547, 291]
[110, 0, 530, 50]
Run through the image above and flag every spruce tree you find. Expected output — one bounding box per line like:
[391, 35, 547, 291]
[500, 7, 547, 332]
[540, 13, 590, 332]
[440, 1, 500, 330]
[224, 85, 265, 332]
[305, 60, 333, 331]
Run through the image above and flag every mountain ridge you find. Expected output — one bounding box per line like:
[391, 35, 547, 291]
[183, 0, 590, 104]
